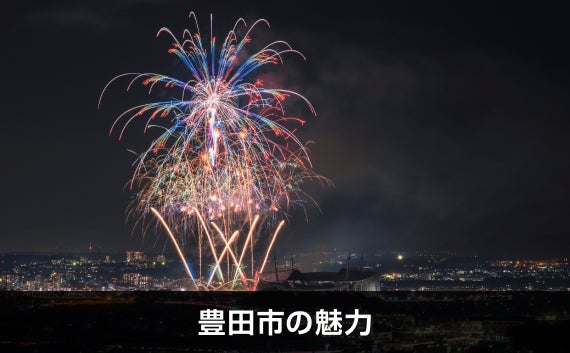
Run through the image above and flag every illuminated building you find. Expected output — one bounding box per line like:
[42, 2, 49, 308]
[126, 251, 144, 263]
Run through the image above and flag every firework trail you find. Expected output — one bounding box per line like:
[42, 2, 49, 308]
[100, 12, 326, 289]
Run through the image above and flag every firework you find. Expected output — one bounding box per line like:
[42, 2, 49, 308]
[100, 12, 326, 289]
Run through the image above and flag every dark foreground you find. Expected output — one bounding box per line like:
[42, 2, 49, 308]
[0, 291, 569, 353]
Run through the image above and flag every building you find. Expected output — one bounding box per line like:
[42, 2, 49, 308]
[123, 272, 139, 286]
[0, 274, 15, 290]
[126, 251, 144, 263]
[34, 275, 46, 290]
[257, 268, 381, 291]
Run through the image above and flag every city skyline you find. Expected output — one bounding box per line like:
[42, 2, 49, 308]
[2, 247, 570, 291]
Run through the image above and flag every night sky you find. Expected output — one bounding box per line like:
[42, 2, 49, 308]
[2, 1, 570, 257]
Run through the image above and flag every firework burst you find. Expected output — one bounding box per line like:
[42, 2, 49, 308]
[100, 12, 327, 289]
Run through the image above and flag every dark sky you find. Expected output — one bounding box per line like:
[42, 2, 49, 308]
[2, 1, 570, 257]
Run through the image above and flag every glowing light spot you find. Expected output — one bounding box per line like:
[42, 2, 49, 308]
[213, 129, 221, 139]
